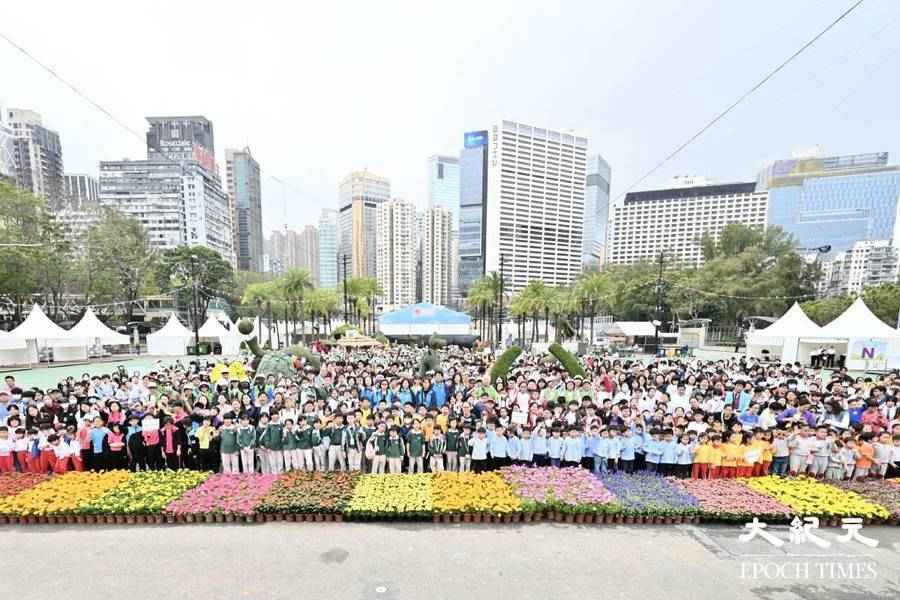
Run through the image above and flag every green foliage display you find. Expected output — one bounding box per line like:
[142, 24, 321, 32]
[428, 334, 448, 349]
[549, 343, 586, 378]
[418, 349, 441, 377]
[489, 346, 522, 383]
[333, 324, 359, 339]
[802, 283, 900, 327]
[255, 352, 297, 380]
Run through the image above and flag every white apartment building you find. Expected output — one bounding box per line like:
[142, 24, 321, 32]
[422, 206, 453, 305]
[98, 160, 234, 264]
[484, 120, 587, 291]
[819, 240, 899, 297]
[376, 199, 416, 307]
[608, 182, 768, 267]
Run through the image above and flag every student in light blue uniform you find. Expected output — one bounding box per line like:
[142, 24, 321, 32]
[659, 431, 678, 477]
[675, 433, 693, 478]
[592, 427, 610, 476]
[487, 425, 509, 470]
[644, 430, 662, 473]
[532, 426, 549, 467]
[561, 427, 584, 468]
[519, 428, 534, 465]
[507, 431, 522, 465]
[548, 428, 564, 468]
[619, 428, 637, 473]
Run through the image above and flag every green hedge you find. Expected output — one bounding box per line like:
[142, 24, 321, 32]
[489, 346, 522, 383]
[549, 343, 586, 378]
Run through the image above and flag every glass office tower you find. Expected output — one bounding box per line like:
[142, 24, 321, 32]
[458, 130, 488, 298]
[762, 153, 900, 255]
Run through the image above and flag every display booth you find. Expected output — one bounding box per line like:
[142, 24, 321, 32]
[818, 298, 900, 371]
[745, 303, 828, 364]
[146, 313, 193, 356]
[69, 308, 131, 356]
[379, 303, 472, 336]
[6, 304, 87, 364]
[198, 316, 242, 356]
[0, 331, 29, 366]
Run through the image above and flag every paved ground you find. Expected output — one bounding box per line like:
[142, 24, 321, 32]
[2, 522, 899, 600]
[4, 355, 198, 390]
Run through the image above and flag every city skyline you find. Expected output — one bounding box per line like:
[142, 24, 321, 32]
[3, 1, 897, 234]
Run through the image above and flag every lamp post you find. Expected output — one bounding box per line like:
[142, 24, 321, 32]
[654, 250, 664, 357]
[497, 254, 505, 348]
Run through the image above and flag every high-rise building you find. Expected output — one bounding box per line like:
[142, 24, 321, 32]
[608, 182, 768, 267]
[761, 152, 900, 255]
[6, 109, 64, 207]
[483, 120, 588, 291]
[376, 199, 416, 307]
[338, 170, 391, 279]
[0, 116, 16, 183]
[297, 225, 320, 284]
[98, 115, 234, 264]
[818, 240, 899, 298]
[225, 147, 263, 271]
[63, 174, 99, 208]
[318, 208, 339, 288]
[583, 155, 612, 265]
[428, 155, 461, 303]
[458, 130, 489, 298]
[146, 116, 216, 173]
[421, 207, 453, 305]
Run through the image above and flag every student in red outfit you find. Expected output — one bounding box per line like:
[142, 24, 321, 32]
[160, 417, 185, 470]
[38, 424, 56, 473]
[0, 426, 13, 473]
[105, 423, 128, 470]
[50, 434, 70, 474]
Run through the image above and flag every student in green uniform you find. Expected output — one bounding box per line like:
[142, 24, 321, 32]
[295, 419, 316, 471]
[218, 413, 240, 473]
[282, 418, 299, 471]
[361, 415, 377, 473]
[325, 415, 346, 471]
[313, 421, 327, 472]
[265, 412, 284, 474]
[428, 426, 446, 472]
[237, 414, 256, 473]
[457, 424, 472, 472]
[385, 426, 405, 474]
[256, 413, 270, 474]
[368, 421, 388, 474]
[342, 414, 363, 472]
[406, 419, 425, 474]
[445, 418, 460, 472]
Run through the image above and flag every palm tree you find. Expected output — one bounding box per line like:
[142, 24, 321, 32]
[242, 281, 277, 348]
[518, 280, 551, 343]
[466, 275, 500, 345]
[574, 272, 611, 342]
[345, 277, 381, 334]
[281, 268, 314, 345]
[305, 287, 340, 337]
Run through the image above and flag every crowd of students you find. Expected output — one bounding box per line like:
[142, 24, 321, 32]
[1, 347, 898, 483]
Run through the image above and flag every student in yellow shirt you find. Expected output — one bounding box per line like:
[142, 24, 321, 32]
[754, 431, 773, 476]
[738, 432, 758, 478]
[708, 434, 723, 479]
[691, 433, 711, 479]
[720, 432, 743, 478]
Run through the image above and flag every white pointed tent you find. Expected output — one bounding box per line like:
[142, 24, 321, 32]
[0, 330, 29, 366]
[69, 308, 130, 346]
[745, 302, 826, 363]
[818, 297, 900, 370]
[7, 304, 87, 363]
[147, 313, 193, 356]
[198, 316, 242, 355]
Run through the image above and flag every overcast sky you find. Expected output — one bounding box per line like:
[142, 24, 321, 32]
[3, 0, 898, 235]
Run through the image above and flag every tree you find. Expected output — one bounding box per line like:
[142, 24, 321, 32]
[242, 281, 279, 347]
[82, 208, 156, 324]
[345, 277, 380, 334]
[801, 295, 853, 326]
[155, 246, 234, 331]
[305, 287, 340, 336]
[573, 272, 612, 341]
[467, 274, 501, 345]
[280, 268, 313, 343]
[802, 283, 900, 327]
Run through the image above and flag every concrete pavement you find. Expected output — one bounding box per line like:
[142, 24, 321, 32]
[2, 522, 899, 600]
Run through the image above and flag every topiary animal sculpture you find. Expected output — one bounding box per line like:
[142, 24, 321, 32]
[238, 319, 321, 379]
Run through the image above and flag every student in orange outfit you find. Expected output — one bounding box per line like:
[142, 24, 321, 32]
[691, 433, 711, 479]
[720, 432, 742, 478]
[854, 432, 876, 480]
[707, 434, 723, 479]
[737, 432, 757, 478]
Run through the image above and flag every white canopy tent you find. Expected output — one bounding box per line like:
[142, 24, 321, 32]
[607, 321, 656, 338]
[7, 304, 87, 363]
[69, 308, 130, 346]
[198, 316, 242, 356]
[745, 303, 827, 363]
[818, 298, 900, 370]
[0, 330, 29, 366]
[146, 313, 193, 356]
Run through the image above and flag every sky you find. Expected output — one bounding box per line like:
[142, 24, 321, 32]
[2, 0, 898, 236]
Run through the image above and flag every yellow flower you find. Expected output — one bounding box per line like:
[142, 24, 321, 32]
[745, 476, 889, 519]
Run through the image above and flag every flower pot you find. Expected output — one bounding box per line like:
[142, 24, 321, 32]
[433, 514, 441, 523]
[245, 514, 255, 523]
[154, 515, 163, 524]
[452, 514, 462, 523]
[166, 515, 175, 524]
[665, 517, 674, 525]
[463, 513, 473, 523]
[126, 515, 136, 524]
[564, 514, 574, 523]
[264, 514, 274, 522]
[184, 514, 194, 523]
[522, 513, 531, 523]
[574, 514, 584, 524]
[225, 514, 234, 523]
[316, 514, 325, 522]
[116, 515, 126, 524]
[48, 516, 58, 524]
[334, 514, 343, 522]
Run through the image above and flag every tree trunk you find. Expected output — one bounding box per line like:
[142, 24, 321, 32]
[544, 308, 550, 342]
[589, 301, 596, 343]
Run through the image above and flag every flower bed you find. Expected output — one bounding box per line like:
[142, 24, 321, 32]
[78, 470, 209, 516]
[167, 474, 279, 520]
[432, 472, 521, 516]
[669, 479, 792, 522]
[826, 480, 900, 523]
[745, 476, 889, 521]
[344, 474, 433, 520]
[500, 466, 617, 516]
[599, 472, 699, 520]
[0, 470, 132, 517]
[0, 473, 49, 498]
[257, 472, 358, 515]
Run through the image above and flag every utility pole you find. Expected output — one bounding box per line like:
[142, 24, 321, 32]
[341, 254, 350, 324]
[497, 254, 505, 348]
[190, 255, 201, 356]
[654, 250, 664, 357]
